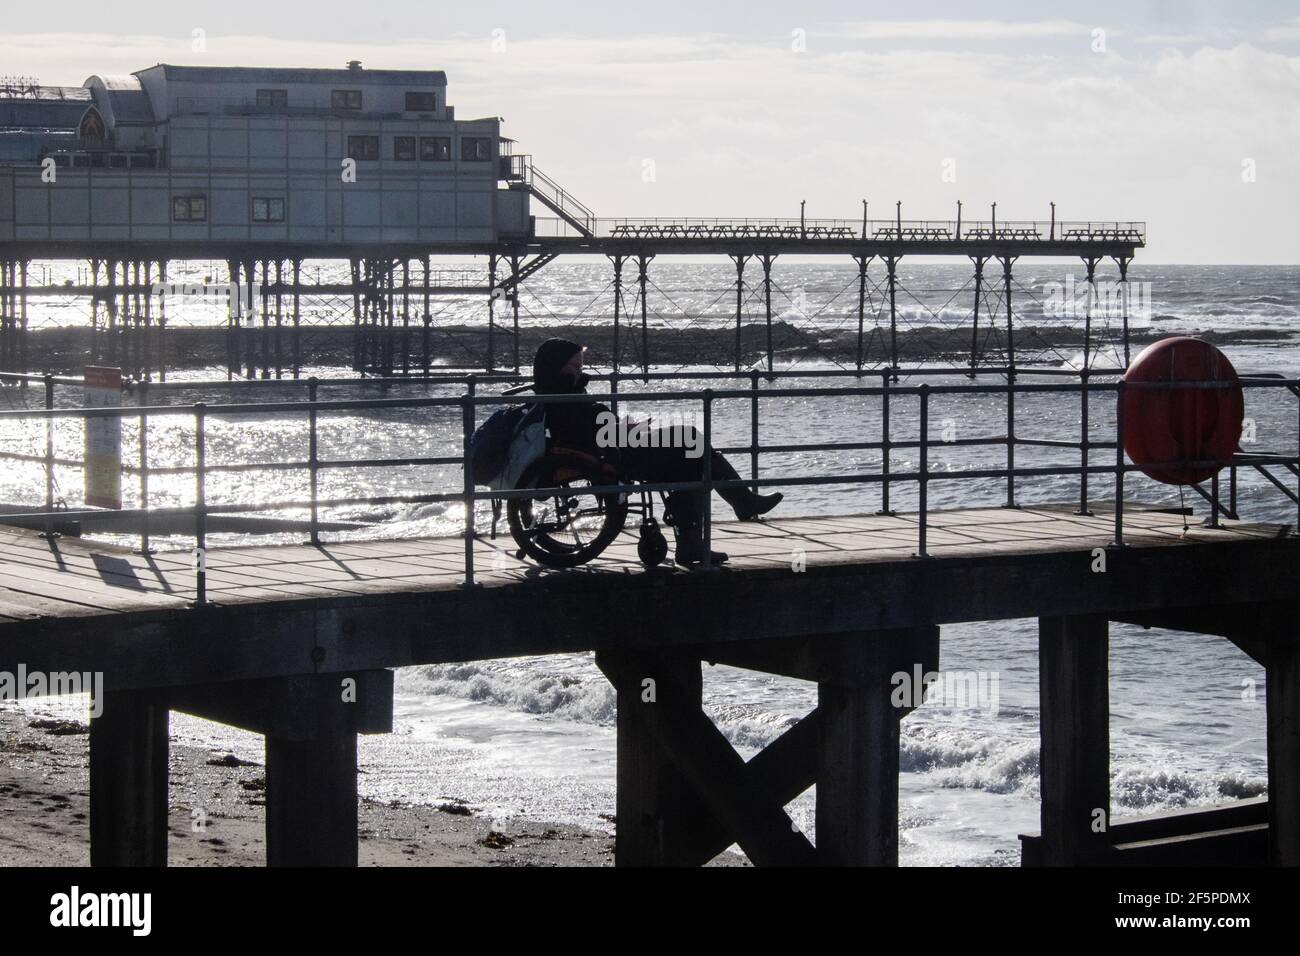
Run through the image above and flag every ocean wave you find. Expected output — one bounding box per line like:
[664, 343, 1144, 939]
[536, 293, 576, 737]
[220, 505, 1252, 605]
[397, 662, 616, 725]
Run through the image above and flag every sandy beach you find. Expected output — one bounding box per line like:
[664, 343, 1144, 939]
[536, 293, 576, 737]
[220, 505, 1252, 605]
[0, 700, 634, 867]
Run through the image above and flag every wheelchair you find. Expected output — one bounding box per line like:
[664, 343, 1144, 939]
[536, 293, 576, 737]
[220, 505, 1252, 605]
[490, 444, 672, 569]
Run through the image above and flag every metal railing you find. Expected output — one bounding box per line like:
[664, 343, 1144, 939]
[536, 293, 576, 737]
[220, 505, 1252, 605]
[528, 216, 1147, 244]
[0, 366, 1293, 605]
[505, 155, 596, 237]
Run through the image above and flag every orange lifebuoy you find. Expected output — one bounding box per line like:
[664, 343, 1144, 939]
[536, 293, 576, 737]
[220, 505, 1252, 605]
[1121, 337, 1243, 485]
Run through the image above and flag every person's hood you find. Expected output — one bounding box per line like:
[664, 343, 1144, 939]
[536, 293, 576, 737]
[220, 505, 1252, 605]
[532, 338, 586, 393]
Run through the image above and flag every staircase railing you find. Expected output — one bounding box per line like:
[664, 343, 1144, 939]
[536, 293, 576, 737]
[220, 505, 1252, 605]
[504, 154, 595, 237]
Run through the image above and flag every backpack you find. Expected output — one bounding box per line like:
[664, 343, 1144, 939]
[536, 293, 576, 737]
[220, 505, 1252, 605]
[468, 404, 545, 487]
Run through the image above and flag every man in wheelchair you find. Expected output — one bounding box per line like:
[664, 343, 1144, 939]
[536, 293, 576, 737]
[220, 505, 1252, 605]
[529, 338, 782, 567]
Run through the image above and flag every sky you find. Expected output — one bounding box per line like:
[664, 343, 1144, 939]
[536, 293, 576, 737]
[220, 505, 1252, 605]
[3, 0, 1299, 262]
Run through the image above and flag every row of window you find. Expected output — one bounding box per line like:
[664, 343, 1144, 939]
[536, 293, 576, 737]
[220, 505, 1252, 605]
[254, 89, 440, 112]
[48, 151, 158, 169]
[346, 135, 492, 162]
[172, 196, 284, 223]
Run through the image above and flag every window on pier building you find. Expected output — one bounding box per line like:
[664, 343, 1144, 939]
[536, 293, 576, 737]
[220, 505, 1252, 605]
[420, 136, 450, 161]
[331, 89, 362, 110]
[256, 88, 288, 109]
[460, 136, 493, 161]
[393, 136, 417, 161]
[172, 195, 207, 222]
[405, 91, 437, 112]
[347, 135, 380, 161]
[252, 197, 286, 223]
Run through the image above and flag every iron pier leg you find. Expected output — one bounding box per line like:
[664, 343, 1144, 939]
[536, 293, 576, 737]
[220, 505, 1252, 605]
[637, 253, 652, 379]
[886, 255, 899, 379]
[292, 258, 302, 379]
[486, 253, 497, 373]
[855, 254, 869, 372]
[761, 253, 775, 374]
[1002, 256, 1016, 375]
[970, 255, 985, 377]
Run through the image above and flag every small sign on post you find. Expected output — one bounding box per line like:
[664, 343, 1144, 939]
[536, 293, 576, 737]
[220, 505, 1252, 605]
[84, 366, 122, 509]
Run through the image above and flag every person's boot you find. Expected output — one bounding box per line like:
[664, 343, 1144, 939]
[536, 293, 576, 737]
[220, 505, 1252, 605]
[710, 452, 783, 521]
[720, 487, 784, 522]
[666, 491, 728, 568]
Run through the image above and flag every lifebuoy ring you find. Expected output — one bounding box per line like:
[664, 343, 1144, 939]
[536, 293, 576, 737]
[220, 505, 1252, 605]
[1121, 336, 1243, 485]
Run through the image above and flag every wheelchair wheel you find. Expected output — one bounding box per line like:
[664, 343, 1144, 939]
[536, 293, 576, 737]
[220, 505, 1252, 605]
[507, 454, 628, 568]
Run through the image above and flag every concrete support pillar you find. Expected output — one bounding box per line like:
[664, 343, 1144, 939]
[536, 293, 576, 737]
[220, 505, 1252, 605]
[816, 677, 900, 865]
[1038, 614, 1110, 864]
[266, 727, 359, 867]
[606, 651, 710, 866]
[1267, 636, 1300, 866]
[89, 689, 170, 867]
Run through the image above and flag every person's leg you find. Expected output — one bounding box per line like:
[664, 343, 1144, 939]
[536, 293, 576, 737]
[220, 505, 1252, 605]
[624, 426, 783, 522]
[621, 434, 726, 566]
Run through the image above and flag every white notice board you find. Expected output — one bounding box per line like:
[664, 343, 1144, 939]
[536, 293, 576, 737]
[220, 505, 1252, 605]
[83, 366, 122, 510]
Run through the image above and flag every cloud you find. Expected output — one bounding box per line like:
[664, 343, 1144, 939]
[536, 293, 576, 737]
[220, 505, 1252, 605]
[830, 19, 1092, 42]
[1264, 16, 1300, 42]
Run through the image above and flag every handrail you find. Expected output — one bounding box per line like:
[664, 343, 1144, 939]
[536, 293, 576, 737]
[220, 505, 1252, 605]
[0, 368, 1292, 597]
[529, 216, 1146, 243]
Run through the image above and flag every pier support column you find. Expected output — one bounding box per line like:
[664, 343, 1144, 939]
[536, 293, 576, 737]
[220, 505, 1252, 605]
[157, 259, 168, 382]
[291, 258, 302, 379]
[1001, 256, 1017, 375]
[1266, 634, 1300, 866]
[421, 255, 432, 374]
[886, 255, 899, 378]
[1082, 256, 1099, 370]
[596, 646, 818, 866]
[969, 256, 986, 377]
[636, 253, 653, 378]
[853, 254, 871, 371]
[1114, 255, 1132, 367]
[89, 689, 170, 867]
[599, 650, 712, 866]
[760, 253, 775, 374]
[813, 627, 937, 866]
[609, 254, 624, 375]
[816, 672, 900, 865]
[509, 255, 522, 371]
[732, 253, 749, 371]
[483, 253, 497, 373]
[1038, 614, 1110, 865]
[168, 670, 393, 867]
[266, 727, 358, 867]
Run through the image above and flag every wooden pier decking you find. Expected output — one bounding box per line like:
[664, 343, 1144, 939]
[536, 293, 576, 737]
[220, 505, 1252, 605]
[1, 503, 1297, 867]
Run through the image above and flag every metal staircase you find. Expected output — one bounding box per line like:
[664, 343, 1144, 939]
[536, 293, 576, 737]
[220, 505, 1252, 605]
[502, 154, 594, 237]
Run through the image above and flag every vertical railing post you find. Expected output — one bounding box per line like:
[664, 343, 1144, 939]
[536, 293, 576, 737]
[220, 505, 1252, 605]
[749, 370, 760, 492]
[1077, 370, 1092, 515]
[193, 403, 207, 607]
[917, 384, 929, 558]
[1006, 375, 1017, 508]
[461, 376, 477, 587]
[138, 380, 151, 554]
[1210, 472, 1221, 527]
[1114, 380, 1126, 547]
[307, 376, 319, 546]
[702, 388, 714, 569]
[42, 372, 54, 538]
[879, 372, 892, 515]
